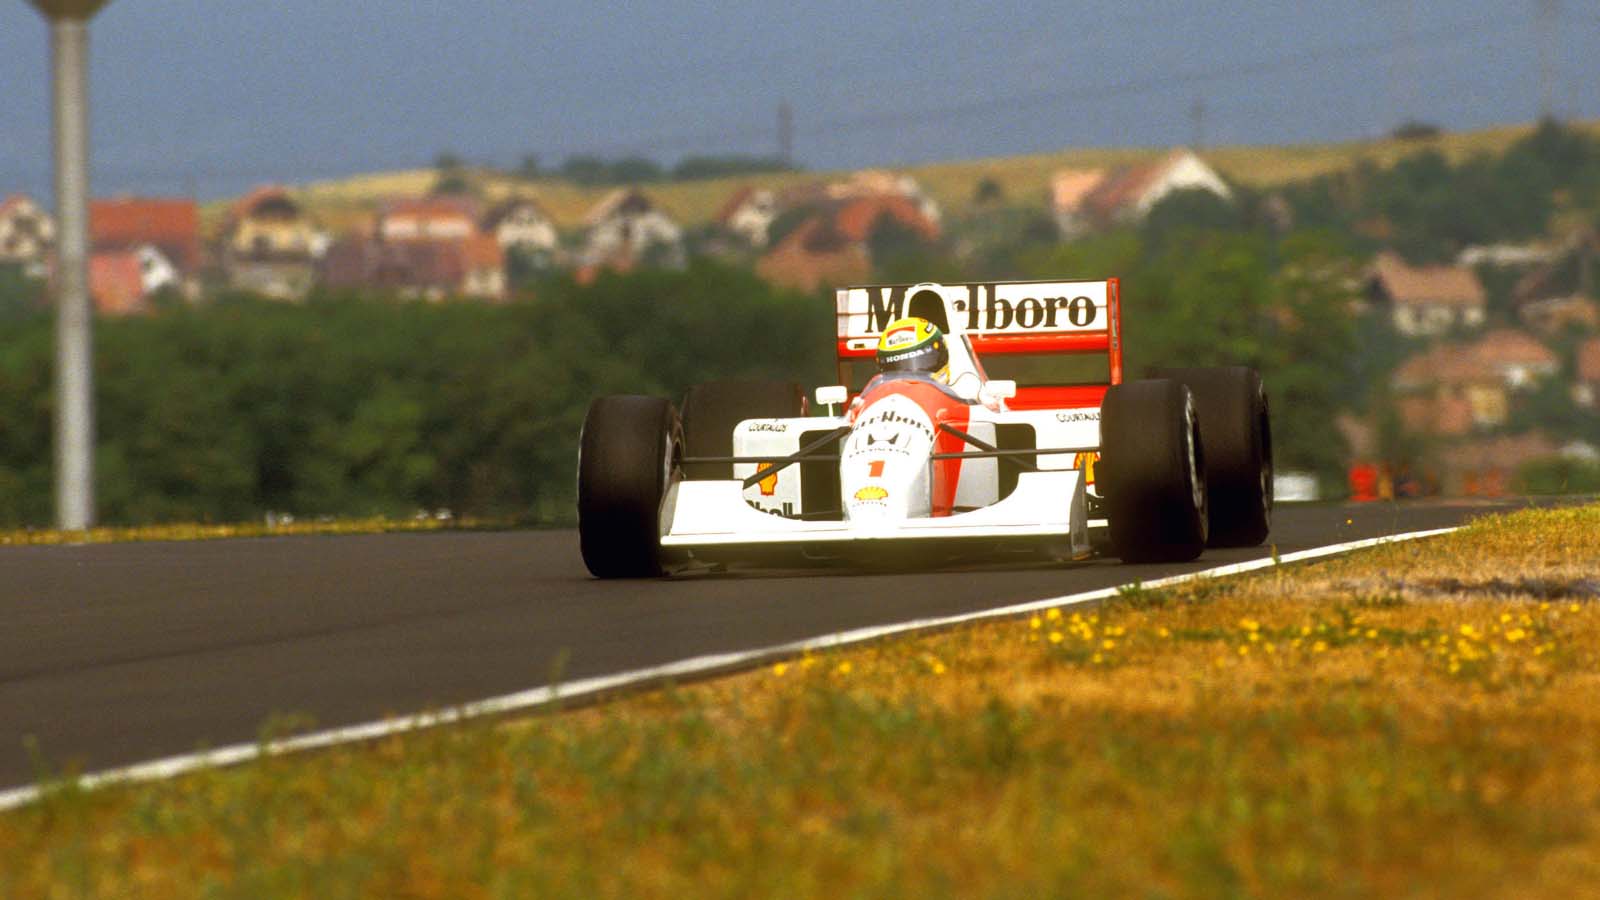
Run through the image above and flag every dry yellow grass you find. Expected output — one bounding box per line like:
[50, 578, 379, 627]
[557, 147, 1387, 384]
[5, 502, 1599, 897]
[0, 515, 505, 547]
[202, 119, 1600, 239]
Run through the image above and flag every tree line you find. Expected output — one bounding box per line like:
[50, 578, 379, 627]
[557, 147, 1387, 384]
[0, 264, 829, 527]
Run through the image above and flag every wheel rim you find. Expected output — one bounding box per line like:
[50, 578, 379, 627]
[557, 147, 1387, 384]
[1184, 395, 1204, 513]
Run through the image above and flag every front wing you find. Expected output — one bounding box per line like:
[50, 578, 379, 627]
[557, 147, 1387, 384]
[660, 469, 1090, 561]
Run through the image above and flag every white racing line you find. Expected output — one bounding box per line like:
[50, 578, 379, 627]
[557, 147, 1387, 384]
[0, 527, 1457, 812]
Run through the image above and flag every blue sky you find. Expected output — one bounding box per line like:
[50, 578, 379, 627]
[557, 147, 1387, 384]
[1, 1, 1595, 200]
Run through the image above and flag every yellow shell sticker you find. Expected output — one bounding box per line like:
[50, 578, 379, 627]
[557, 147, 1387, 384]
[1073, 451, 1100, 487]
[757, 469, 779, 496]
[853, 485, 889, 501]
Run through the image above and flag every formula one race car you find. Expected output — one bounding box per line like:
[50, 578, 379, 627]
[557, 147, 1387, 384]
[577, 279, 1272, 577]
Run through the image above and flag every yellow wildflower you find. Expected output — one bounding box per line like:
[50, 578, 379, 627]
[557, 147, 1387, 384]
[1102, 639, 1116, 650]
[1030, 616, 1042, 631]
[1049, 631, 1064, 644]
[772, 662, 789, 677]
[835, 661, 852, 675]
[1046, 607, 1062, 622]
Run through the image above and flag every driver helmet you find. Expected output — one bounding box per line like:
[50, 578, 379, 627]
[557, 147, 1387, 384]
[876, 316, 949, 381]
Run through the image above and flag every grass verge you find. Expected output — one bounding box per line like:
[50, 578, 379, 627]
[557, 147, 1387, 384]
[4, 503, 1600, 897]
[0, 515, 513, 547]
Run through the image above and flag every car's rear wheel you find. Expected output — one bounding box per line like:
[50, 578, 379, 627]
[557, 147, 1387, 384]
[577, 395, 681, 578]
[680, 380, 805, 479]
[1148, 366, 1272, 547]
[1099, 379, 1208, 563]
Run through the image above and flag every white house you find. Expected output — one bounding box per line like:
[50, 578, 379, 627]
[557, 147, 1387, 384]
[135, 244, 181, 295]
[714, 187, 779, 247]
[0, 194, 55, 278]
[483, 196, 559, 254]
[1367, 251, 1488, 337]
[581, 189, 684, 268]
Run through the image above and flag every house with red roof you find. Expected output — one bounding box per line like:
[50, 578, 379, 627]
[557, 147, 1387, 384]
[321, 233, 504, 301]
[1391, 329, 1558, 435]
[1367, 251, 1487, 336]
[90, 197, 201, 278]
[1575, 337, 1600, 409]
[0, 194, 55, 278]
[220, 186, 327, 299]
[756, 216, 871, 293]
[377, 196, 482, 243]
[88, 251, 147, 316]
[1052, 149, 1232, 237]
[755, 194, 939, 292]
[826, 170, 942, 226]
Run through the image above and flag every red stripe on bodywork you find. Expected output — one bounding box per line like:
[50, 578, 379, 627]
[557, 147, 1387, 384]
[1008, 384, 1109, 410]
[857, 379, 971, 517]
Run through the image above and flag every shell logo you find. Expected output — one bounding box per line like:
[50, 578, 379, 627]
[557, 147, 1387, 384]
[853, 485, 889, 502]
[1073, 451, 1099, 486]
[758, 469, 779, 496]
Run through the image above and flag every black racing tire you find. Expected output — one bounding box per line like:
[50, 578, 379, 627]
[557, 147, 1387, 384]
[1099, 379, 1208, 563]
[577, 395, 681, 578]
[1147, 366, 1272, 547]
[680, 380, 805, 479]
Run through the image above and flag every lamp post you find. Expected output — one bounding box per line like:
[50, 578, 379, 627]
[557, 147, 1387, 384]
[26, 0, 111, 530]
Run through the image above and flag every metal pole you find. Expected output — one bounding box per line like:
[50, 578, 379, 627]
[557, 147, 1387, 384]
[50, 16, 94, 529]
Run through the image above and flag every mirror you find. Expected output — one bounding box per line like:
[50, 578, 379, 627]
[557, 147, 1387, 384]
[983, 379, 1017, 400]
[815, 385, 848, 407]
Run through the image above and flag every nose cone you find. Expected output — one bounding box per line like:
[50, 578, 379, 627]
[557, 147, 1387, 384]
[840, 393, 935, 523]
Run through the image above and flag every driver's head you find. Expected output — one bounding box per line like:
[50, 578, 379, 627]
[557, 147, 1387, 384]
[875, 316, 949, 382]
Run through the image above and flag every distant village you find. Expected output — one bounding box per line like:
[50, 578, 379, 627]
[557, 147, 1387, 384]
[0, 151, 1226, 308]
[3, 145, 1599, 498]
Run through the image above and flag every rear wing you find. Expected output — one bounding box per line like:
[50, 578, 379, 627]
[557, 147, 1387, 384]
[835, 279, 1123, 387]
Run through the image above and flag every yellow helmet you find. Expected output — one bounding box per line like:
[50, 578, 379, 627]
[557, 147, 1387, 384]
[875, 316, 949, 378]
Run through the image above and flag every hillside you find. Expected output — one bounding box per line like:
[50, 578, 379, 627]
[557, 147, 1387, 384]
[237, 119, 1600, 237]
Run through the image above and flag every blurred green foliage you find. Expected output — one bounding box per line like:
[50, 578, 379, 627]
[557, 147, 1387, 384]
[0, 263, 830, 527]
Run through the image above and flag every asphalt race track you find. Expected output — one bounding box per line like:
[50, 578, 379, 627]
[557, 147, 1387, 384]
[0, 499, 1550, 790]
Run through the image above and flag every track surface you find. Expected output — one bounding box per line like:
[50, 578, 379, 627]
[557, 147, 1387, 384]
[0, 499, 1541, 790]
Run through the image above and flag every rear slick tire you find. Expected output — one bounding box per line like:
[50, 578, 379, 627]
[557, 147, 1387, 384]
[1148, 366, 1272, 547]
[1100, 379, 1208, 563]
[577, 395, 681, 578]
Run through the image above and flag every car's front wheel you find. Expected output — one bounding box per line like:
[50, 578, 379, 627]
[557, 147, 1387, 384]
[577, 395, 681, 578]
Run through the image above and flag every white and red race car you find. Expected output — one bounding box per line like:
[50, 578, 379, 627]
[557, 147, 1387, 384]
[578, 279, 1272, 577]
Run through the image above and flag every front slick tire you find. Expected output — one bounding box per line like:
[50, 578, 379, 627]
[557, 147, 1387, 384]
[1100, 379, 1208, 564]
[578, 395, 680, 578]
